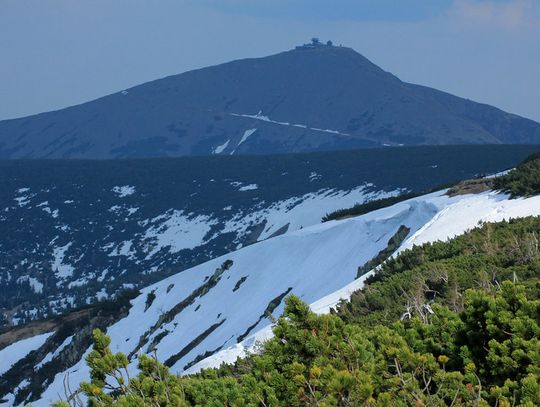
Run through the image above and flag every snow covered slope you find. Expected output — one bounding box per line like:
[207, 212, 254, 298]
[0, 332, 53, 376]
[187, 191, 540, 373]
[3, 145, 530, 327]
[3, 188, 540, 406]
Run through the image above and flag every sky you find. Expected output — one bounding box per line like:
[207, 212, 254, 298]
[1, 0, 539, 122]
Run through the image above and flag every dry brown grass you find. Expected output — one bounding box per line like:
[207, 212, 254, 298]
[446, 178, 494, 197]
[0, 308, 92, 350]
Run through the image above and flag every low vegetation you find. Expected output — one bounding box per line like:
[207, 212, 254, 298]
[323, 151, 540, 224]
[446, 178, 493, 196]
[336, 217, 540, 327]
[494, 152, 540, 197]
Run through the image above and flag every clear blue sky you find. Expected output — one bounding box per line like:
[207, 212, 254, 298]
[1, 0, 539, 121]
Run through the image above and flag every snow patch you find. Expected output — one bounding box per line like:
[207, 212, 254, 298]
[112, 185, 135, 197]
[213, 139, 230, 154]
[109, 205, 121, 213]
[14, 195, 31, 207]
[68, 277, 90, 289]
[309, 172, 322, 182]
[238, 128, 257, 146]
[96, 288, 108, 301]
[41, 206, 59, 218]
[51, 243, 75, 280]
[143, 210, 217, 258]
[17, 276, 44, 294]
[109, 240, 137, 260]
[238, 184, 258, 191]
[0, 332, 53, 375]
[97, 269, 109, 283]
[230, 112, 351, 137]
[222, 186, 399, 241]
[126, 207, 139, 216]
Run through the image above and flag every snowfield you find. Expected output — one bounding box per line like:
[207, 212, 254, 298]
[222, 186, 398, 242]
[142, 210, 218, 257]
[4, 189, 540, 406]
[188, 192, 540, 372]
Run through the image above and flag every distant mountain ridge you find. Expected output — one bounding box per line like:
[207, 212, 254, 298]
[1, 43, 540, 159]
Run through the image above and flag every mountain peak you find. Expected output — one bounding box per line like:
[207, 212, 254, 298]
[0, 46, 539, 159]
[288, 39, 364, 58]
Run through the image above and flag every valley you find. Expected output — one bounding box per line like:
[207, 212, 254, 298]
[1, 151, 540, 405]
[1, 145, 536, 327]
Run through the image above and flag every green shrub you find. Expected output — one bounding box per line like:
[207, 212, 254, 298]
[494, 152, 540, 197]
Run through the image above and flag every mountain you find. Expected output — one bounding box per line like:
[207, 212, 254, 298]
[1, 42, 540, 159]
[1, 145, 536, 328]
[2, 161, 540, 406]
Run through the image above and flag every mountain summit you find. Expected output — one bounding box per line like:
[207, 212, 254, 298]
[1, 42, 540, 159]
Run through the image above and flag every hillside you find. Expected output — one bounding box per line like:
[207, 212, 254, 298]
[2, 145, 533, 327]
[69, 218, 540, 406]
[1, 43, 540, 159]
[2, 152, 540, 406]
